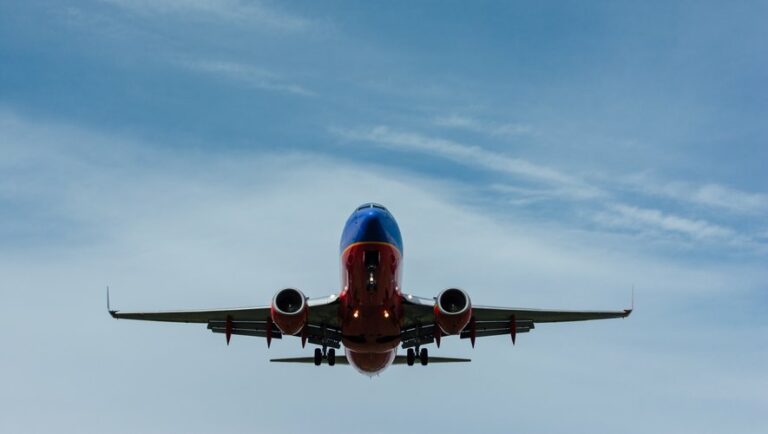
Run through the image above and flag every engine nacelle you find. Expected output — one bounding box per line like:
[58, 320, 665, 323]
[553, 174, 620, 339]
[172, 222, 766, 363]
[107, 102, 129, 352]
[434, 288, 472, 335]
[270, 288, 308, 336]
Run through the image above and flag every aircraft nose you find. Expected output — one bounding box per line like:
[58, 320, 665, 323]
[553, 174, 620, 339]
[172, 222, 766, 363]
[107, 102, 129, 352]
[356, 211, 387, 242]
[340, 205, 403, 253]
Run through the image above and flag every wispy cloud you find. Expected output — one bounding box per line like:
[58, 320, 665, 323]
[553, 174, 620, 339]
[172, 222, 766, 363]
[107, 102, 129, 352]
[623, 173, 768, 215]
[2, 111, 767, 434]
[100, 0, 312, 32]
[431, 115, 767, 218]
[177, 59, 314, 96]
[433, 115, 533, 138]
[331, 125, 768, 252]
[594, 204, 738, 241]
[335, 126, 603, 200]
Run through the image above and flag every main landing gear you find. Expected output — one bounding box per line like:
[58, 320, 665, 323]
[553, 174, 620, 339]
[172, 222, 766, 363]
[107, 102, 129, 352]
[406, 347, 428, 366]
[313, 347, 336, 366]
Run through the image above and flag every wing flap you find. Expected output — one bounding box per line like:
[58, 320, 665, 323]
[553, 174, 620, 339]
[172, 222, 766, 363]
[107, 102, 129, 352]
[210, 327, 283, 339]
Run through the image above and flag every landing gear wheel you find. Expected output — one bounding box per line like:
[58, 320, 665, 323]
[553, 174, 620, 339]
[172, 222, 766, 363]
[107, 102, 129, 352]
[313, 348, 322, 366]
[406, 348, 415, 366]
[327, 348, 336, 366]
[419, 348, 428, 366]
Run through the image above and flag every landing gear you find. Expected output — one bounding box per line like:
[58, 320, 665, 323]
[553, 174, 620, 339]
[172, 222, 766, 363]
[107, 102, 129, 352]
[419, 348, 428, 366]
[313, 346, 336, 366]
[406, 347, 429, 366]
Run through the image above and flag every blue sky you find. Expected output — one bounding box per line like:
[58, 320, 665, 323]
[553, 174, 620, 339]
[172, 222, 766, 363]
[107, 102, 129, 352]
[1, 1, 766, 433]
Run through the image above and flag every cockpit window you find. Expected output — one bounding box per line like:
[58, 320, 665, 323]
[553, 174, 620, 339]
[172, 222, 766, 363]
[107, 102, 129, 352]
[356, 203, 388, 211]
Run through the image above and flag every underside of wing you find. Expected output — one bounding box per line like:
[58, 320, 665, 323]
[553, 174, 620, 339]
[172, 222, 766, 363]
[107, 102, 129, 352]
[109, 293, 342, 347]
[110, 306, 271, 323]
[400, 293, 631, 346]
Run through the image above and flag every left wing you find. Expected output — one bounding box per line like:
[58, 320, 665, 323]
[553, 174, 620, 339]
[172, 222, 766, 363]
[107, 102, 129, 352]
[400, 294, 631, 348]
[109, 294, 342, 348]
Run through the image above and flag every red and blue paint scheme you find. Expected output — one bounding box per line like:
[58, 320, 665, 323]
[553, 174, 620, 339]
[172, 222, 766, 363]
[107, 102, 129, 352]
[110, 203, 632, 377]
[338, 203, 404, 374]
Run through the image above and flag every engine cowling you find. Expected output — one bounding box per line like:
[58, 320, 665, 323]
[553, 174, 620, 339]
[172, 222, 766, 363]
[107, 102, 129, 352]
[270, 288, 308, 336]
[434, 288, 472, 335]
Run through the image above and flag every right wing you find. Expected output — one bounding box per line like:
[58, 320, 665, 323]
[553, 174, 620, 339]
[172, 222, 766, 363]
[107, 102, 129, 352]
[109, 294, 342, 348]
[400, 294, 631, 347]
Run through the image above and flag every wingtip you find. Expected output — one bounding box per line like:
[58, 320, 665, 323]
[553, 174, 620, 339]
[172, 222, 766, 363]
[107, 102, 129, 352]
[106, 286, 119, 319]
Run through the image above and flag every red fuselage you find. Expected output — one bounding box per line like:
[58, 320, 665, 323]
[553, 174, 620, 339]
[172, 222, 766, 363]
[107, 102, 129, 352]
[337, 204, 404, 374]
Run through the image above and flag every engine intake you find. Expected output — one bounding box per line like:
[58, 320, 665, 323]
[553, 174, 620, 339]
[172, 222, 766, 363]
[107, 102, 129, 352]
[434, 288, 472, 335]
[271, 288, 308, 335]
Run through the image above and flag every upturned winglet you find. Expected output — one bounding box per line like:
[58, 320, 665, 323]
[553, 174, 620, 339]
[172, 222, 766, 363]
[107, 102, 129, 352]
[623, 286, 634, 317]
[107, 286, 118, 318]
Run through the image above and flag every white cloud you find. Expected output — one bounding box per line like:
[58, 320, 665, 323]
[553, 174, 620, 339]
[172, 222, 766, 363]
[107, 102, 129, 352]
[431, 116, 768, 217]
[331, 126, 768, 251]
[623, 173, 768, 215]
[2, 111, 767, 433]
[334, 126, 603, 200]
[595, 204, 737, 241]
[100, 0, 312, 32]
[433, 115, 533, 138]
[177, 59, 314, 96]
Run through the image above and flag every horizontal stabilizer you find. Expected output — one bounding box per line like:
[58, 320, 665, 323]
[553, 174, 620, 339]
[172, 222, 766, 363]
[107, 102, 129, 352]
[270, 355, 470, 365]
[270, 356, 349, 365]
[393, 355, 470, 364]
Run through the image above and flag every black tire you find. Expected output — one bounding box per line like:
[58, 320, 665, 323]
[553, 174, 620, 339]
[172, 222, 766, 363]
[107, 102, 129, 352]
[328, 348, 336, 366]
[406, 348, 415, 366]
[419, 348, 428, 366]
[313, 348, 322, 366]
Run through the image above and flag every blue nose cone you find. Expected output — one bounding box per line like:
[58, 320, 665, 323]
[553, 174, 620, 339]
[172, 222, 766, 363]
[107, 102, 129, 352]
[340, 204, 403, 254]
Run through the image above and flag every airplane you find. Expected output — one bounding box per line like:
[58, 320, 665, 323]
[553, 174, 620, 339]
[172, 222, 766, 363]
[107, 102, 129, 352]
[109, 202, 632, 376]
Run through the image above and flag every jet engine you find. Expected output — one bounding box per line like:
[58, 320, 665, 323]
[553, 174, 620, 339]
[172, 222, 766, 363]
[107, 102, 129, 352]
[270, 288, 308, 335]
[434, 288, 472, 335]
